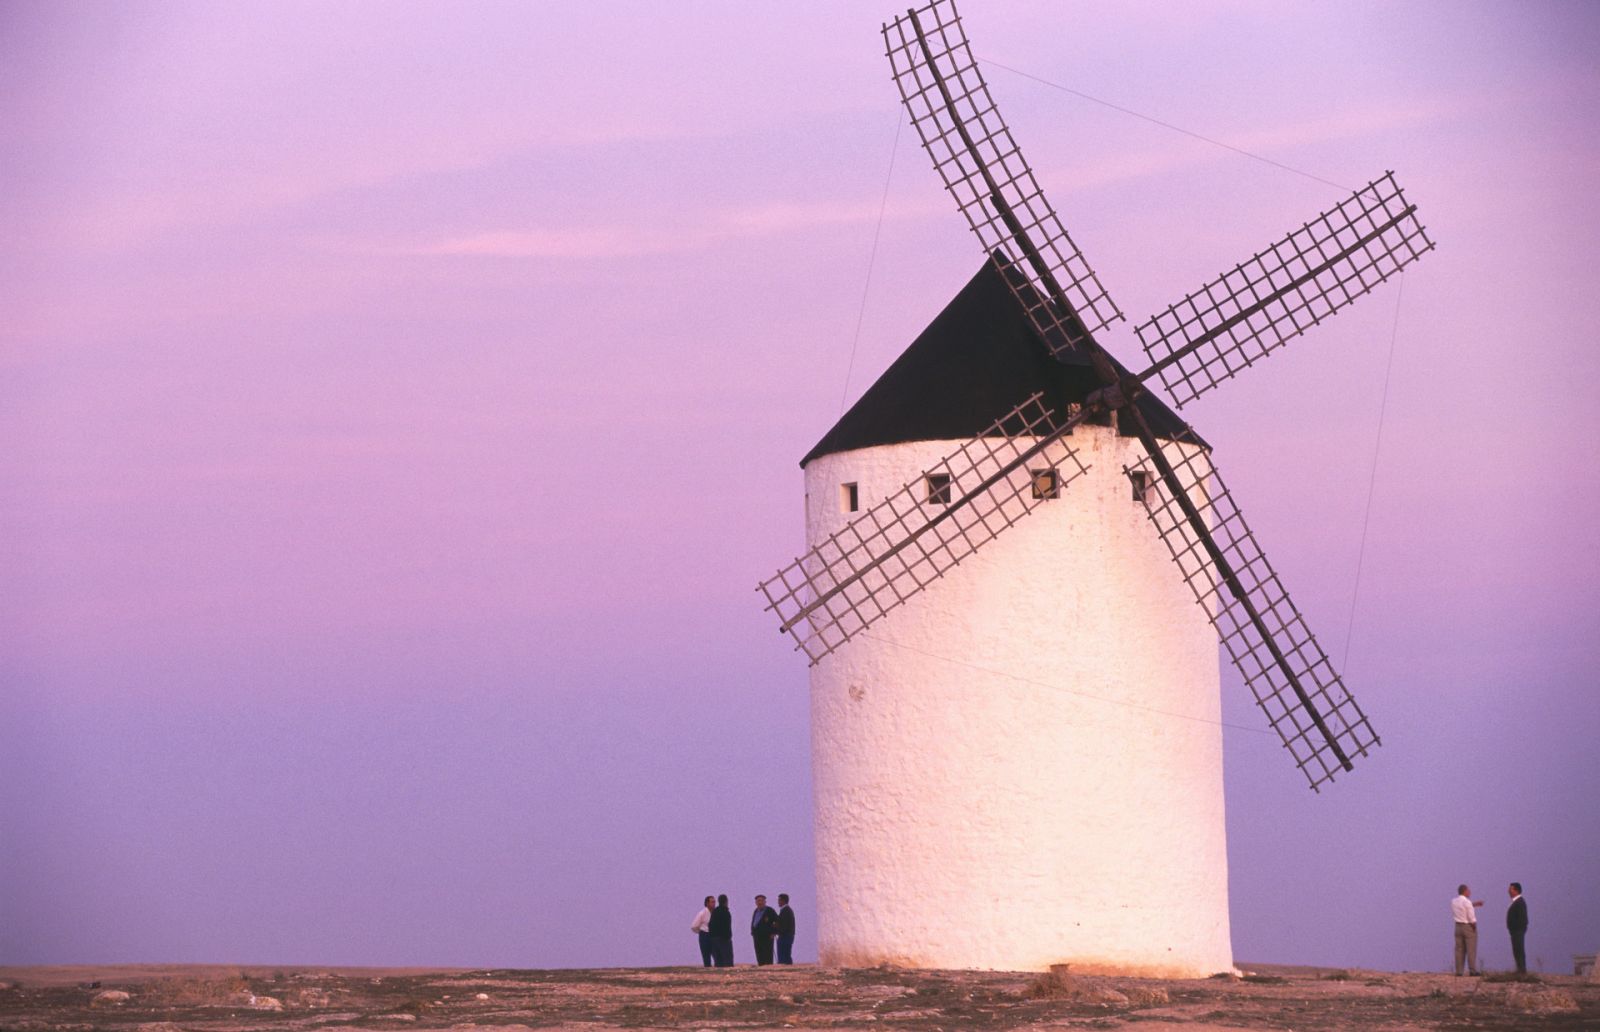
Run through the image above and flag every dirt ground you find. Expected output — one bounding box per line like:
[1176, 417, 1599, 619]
[1, 961, 1595, 1032]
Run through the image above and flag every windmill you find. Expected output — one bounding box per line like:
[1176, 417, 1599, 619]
[759, 0, 1433, 974]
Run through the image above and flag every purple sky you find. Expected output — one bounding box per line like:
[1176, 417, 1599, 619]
[4, 0, 1598, 973]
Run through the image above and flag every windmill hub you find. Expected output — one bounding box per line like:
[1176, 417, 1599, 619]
[1085, 378, 1135, 415]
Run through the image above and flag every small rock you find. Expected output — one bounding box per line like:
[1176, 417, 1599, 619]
[294, 988, 333, 1008]
[1026, 966, 1079, 999]
[90, 989, 131, 1006]
[1503, 985, 1579, 1014]
[857, 984, 908, 1000]
[1025, 966, 1130, 1007]
[1124, 985, 1171, 1007]
[475, 992, 489, 1000]
[249, 995, 284, 1011]
[392, 1014, 417, 1022]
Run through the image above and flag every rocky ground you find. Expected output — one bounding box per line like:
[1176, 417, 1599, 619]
[1, 962, 1596, 1032]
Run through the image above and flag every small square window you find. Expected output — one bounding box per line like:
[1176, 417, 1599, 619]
[840, 482, 859, 513]
[1030, 467, 1059, 500]
[924, 472, 952, 506]
[1130, 470, 1152, 503]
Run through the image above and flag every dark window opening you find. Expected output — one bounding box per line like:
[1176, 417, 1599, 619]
[1130, 470, 1152, 503]
[840, 482, 859, 513]
[924, 472, 952, 506]
[1030, 468, 1059, 500]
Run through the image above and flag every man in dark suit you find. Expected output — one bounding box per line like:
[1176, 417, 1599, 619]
[750, 894, 779, 966]
[775, 893, 797, 965]
[1506, 882, 1530, 974]
[710, 894, 734, 967]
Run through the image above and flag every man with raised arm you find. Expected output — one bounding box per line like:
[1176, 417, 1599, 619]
[1451, 884, 1484, 976]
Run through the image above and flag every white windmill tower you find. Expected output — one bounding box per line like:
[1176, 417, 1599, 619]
[759, 0, 1433, 976]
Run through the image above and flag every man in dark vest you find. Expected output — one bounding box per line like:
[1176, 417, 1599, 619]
[709, 894, 734, 967]
[1506, 882, 1530, 974]
[775, 893, 797, 965]
[750, 894, 779, 965]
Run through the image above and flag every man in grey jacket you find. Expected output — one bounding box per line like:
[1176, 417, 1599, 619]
[750, 895, 779, 966]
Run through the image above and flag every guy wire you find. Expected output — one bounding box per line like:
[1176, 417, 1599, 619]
[1341, 272, 1406, 673]
[978, 56, 1351, 192]
[840, 107, 904, 414]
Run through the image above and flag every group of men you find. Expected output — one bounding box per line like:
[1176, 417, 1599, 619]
[691, 893, 797, 967]
[1451, 882, 1530, 975]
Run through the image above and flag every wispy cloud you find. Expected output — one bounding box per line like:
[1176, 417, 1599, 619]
[330, 94, 1453, 262]
[402, 226, 689, 260]
[1230, 96, 1466, 156]
[335, 196, 948, 260]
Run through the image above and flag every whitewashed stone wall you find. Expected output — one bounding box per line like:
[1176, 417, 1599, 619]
[803, 425, 1233, 976]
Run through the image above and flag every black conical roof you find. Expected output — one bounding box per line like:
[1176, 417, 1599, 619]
[801, 260, 1194, 467]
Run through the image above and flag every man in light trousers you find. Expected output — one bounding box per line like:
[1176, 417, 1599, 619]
[1451, 884, 1484, 976]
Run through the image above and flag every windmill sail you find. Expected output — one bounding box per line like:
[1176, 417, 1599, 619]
[1136, 172, 1434, 408]
[760, 0, 1427, 789]
[884, 0, 1122, 356]
[759, 393, 1087, 664]
[1125, 429, 1381, 790]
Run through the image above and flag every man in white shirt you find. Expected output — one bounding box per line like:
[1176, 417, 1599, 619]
[1451, 884, 1484, 975]
[690, 895, 715, 968]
